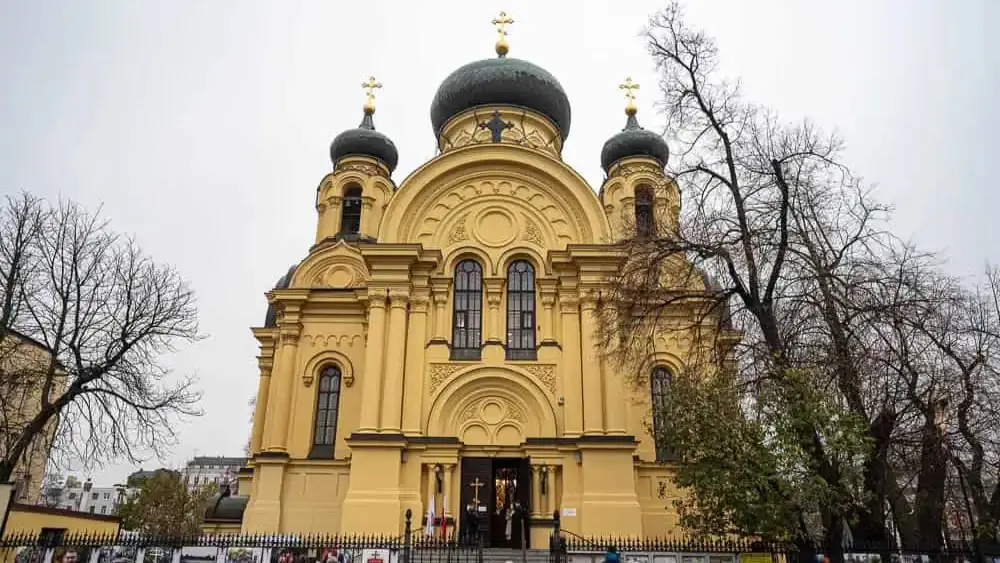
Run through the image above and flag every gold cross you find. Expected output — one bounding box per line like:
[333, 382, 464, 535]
[492, 11, 514, 38]
[470, 477, 485, 506]
[361, 76, 382, 112]
[619, 77, 640, 112]
[492, 11, 514, 56]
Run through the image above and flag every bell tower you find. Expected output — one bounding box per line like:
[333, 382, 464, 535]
[316, 76, 399, 245]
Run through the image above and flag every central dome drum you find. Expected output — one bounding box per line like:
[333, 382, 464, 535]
[429, 57, 572, 141]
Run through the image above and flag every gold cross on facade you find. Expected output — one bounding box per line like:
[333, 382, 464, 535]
[619, 77, 640, 114]
[361, 76, 382, 112]
[492, 11, 514, 57]
[470, 477, 485, 506]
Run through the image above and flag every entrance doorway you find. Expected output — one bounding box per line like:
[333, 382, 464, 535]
[459, 457, 530, 548]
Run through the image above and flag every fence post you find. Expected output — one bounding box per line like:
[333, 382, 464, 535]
[549, 510, 562, 563]
[404, 509, 413, 563]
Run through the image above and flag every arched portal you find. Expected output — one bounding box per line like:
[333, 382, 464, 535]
[426, 366, 557, 444]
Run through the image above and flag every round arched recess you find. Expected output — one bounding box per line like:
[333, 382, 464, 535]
[378, 145, 611, 245]
[426, 366, 558, 443]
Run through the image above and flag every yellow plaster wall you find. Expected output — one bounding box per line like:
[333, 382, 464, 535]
[3, 504, 121, 535]
[240, 107, 726, 541]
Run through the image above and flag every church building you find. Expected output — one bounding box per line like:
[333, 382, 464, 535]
[209, 13, 731, 546]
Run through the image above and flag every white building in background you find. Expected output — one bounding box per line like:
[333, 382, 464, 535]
[180, 456, 245, 494]
[41, 477, 130, 515]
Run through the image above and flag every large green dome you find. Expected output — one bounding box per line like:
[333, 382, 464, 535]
[430, 57, 572, 141]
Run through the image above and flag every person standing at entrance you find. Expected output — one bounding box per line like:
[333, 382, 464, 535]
[603, 547, 620, 563]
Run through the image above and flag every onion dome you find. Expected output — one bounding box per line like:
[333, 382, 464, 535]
[600, 78, 669, 172]
[429, 12, 571, 141]
[263, 263, 298, 328]
[329, 107, 399, 173]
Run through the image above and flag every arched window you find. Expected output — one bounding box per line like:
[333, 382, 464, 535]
[650, 366, 673, 462]
[340, 185, 363, 236]
[635, 186, 655, 237]
[451, 260, 483, 360]
[506, 260, 536, 360]
[311, 365, 342, 458]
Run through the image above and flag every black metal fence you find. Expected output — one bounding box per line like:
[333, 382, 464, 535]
[0, 510, 482, 563]
[546, 511, 1000, 563]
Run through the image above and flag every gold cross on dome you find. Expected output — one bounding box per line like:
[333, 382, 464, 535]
[361, 76, 382, 111]
[619, 77, 640, 110]
[492, 11, 514, 38]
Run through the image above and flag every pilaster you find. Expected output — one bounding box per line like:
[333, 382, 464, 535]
[483, 277, 505, 363]
[580, 292, 604, 435]
[249, 329, 276, 456]
[360, 196, 377, 240]
[358, 290, 387, 432]
[380, 289, 410, 433]
[558, 287, 583, 436]
[263, 299, 303, 453]
[601, 302, 628, 435]
[578, 440, 642, 538]
[402, 289, 430, 435]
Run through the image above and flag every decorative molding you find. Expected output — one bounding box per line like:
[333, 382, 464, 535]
[335, 161, 386, 178]
[410, 294, 431, 313]
[300, 333, 364, 349]
[429, 363, 466, 393]
[449, 214, 469, 244]
[522, 215, 544, 246]
[506, 402, 526, 423]
[521, 364, 557, 394]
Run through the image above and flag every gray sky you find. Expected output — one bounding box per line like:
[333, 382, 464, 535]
[1, 0, 995, 486]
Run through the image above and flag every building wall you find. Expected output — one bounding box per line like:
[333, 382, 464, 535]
[0, 331, 65, 505]
[182, 457, 245, 493]
[4, 503, 121, 535]
[240, 110, 734, 542]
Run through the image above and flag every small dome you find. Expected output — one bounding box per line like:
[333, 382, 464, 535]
[263, 264, 298, 328]
[330, 109, 399, 173]
[600, 113, 670, 172]
[430, 57, 572, 141]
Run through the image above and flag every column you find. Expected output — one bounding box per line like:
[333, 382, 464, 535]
[559, 291, 583, 435]
[323, 196, 342, 241]
[380, 290, 409, 433]
[601, 305, 628, 434]
[484, 278, 504, 343]
[360, 195, 376, 239]
[314, 201, 328, 244]
[264, 327, 299, 452]
[249, 367, 271, 454]
[544, 467, 555, 516]
[426, 465, 437, 522]
[580, 295, 604, 435]
[531, 466, 542, 517]
[443, 463, 454, 528]
[358, 291, 387, 432]
[431, 284, 450, 341]
[401, 292, 429, 434]
[538, 280, 557, 343]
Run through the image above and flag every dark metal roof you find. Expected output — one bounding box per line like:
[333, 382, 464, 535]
[263, 264, 298, 328]
[430, 57, 572, 141]
[600, 113, 670, 172]
[330, 110, 399, 173]
[204, 492, 249, 522]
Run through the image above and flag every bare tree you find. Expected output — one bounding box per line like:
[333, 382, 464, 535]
[0, 193, 202, 483]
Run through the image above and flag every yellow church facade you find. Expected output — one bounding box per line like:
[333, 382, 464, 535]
[217, 19, 726, 548]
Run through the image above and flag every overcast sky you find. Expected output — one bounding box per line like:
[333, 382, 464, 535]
[1, 0, 996, 486]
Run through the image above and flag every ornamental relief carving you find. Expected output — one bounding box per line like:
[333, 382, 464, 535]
[438, 109, 560, 158]
[457, 397, 525, 427]
[521, 215, 544, 246]
[521, 364, 557, 394]
[449, 214, 469, 244]
[408, 179, 586, 250]
[428, 363, 467, 393]
[292, 242, 370, 289]
[335, 161, 387, 178]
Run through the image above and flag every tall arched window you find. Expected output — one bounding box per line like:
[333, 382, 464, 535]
[635, 186, 655, 237]
[650, 366, 673, 462]
[506, 260, 536, 360]
[340, 185, 363, 236]
[451, 260, 483, 360]
[311, 365, 342, 458]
